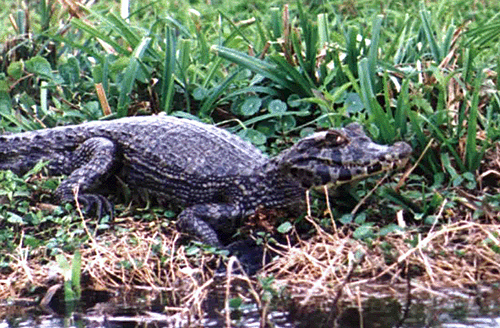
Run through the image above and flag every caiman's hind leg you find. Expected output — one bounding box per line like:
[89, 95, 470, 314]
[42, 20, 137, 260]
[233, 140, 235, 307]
[54, 137, 117, 217]
[177, 203, 245, 246]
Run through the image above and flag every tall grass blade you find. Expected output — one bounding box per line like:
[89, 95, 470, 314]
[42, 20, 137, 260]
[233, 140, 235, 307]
[218, 10, 253, 46]
[393, 15, 409, 65]
[177, 39, 192, 110]
[395, 78, 410, 136]
[56, 254, 76, 301]
[270, 54, 315, 96]
[117, 37, 152, 116]
[358, 59, 394, 143]
[441, 26, 455, 58]
[466, 19, 500, 47]
[211, 45, 309, 96]
[417, 113, 466, 173]
[200, 70, 240, 115]
[269, 7, 281, 40]
[191, 12, 210, 65]
[357, 58, 375, 110]
[201, 57, 224, 89]
[39, 0, 50, 33]
[457, 48, 476, 139]
[345, 27, 358, 77]
[407, 111, 439, 174]
[71, 18, 129, 55]
[71, 251, 82, 299]
[317, 13, 329, 46]
[165, 16, 192, 38]
[419, 9, 442, 63]
[367, 15, 383, 88]
[296, 1, 317, 78]
[49, 33, 102, 59]
[160, 28, 176, 113]
[105, 12, 141, 48]
[465, 71, 482, 172]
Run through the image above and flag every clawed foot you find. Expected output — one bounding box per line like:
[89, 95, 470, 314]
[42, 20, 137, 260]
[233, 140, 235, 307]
[74, 193, 114, 219]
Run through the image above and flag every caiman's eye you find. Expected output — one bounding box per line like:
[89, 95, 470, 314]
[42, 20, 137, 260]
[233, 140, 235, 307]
[320, 130, 348, 147]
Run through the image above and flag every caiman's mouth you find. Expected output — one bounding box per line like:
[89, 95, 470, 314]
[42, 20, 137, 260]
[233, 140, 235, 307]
[297, 141, 412, 188]
[333, 156, 410, 184]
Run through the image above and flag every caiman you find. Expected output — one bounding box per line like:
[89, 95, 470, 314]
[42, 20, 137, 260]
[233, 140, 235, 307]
[0, 115, 412, 245]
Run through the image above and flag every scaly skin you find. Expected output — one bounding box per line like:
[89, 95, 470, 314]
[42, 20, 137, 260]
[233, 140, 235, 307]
[0, 115, 412, 246]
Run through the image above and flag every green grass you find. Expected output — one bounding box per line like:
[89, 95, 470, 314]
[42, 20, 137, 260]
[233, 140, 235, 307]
[0, 0, 499, 303]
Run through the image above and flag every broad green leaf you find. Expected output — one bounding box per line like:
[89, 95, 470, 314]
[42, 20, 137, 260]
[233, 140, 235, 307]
[277, 222, 293, 234]
[238, 128, 267, 145]
[0, 91, 11, 114]
[299, 127, 315, 137]
[7, 212, 24, 224]
[378, 224, 403, 236]
[345, 92, 364, 113]
[25, 56, 54, 80]
[268, 99, 287, 114]
[354, 213, 367, 224]
[240, 97, 262, 116]
[339, 214, 353, 224]
[229, 297, 243, 309]
[275, 115, 296, 131]
[193, 87, 208, 100]
[353, 224, 374, 240]
[7, 61, 23, 79]
[287, 94, 301, 108]
[59, 57, 81, 87]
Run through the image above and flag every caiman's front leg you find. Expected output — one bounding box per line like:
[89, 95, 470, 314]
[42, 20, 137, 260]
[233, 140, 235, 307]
[54, 137, 117, 217]
[176, 203, 246, 246]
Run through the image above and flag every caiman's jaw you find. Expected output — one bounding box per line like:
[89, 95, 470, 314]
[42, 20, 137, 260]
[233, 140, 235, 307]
[277, 123, 412, 189]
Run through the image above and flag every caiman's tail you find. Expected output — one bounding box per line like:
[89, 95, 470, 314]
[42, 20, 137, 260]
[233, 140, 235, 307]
[0, 128, 74, 175]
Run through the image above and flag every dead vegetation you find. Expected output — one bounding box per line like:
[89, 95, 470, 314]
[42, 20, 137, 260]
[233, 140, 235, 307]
[1, 201, 499, 324]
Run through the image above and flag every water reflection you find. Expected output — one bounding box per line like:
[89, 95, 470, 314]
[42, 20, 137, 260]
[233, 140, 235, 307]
[1, 312, 499, 328]
[1, 293, 500, 327]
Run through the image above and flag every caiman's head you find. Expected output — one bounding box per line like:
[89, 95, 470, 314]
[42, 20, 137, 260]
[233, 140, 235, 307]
[277, 123, 412, 189]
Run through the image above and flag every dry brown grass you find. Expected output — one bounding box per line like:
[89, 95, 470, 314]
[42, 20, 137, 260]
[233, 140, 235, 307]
[1, 209, 499, 322]
[263, 220, 500, 310]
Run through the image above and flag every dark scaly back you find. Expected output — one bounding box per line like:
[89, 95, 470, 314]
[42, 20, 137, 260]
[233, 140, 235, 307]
[0, 116, 271, 207]
[0, 116, 269, 177]
[88, 116, 270, 206]
[88, 116, 269, 177]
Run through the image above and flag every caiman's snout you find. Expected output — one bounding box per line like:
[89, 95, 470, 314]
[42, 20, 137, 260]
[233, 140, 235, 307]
[393, 141, 413, 157]
[278, 124, 412, 189]
[388, 141, 412, 172]
[380, 141, 412, 168]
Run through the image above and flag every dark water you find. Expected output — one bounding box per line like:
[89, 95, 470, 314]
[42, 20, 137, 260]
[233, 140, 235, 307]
[2, 289, 500, 327]
[1, 311, 499, 328]
[1, 301, 500, 328]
